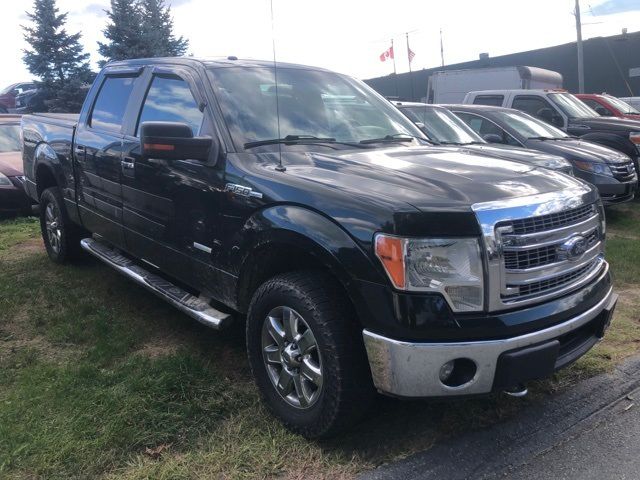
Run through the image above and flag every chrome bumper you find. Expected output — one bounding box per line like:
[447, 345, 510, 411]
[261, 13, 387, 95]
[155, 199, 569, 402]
[363, 284, 617, 398]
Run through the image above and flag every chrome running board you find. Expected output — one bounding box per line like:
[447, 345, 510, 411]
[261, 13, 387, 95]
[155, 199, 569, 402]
[80, 238, 233, 330]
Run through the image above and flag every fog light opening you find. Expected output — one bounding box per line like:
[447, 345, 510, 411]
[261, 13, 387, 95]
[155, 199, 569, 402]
[439, 358, 477, 388]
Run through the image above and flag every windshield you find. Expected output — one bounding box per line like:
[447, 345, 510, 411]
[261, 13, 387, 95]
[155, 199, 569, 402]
[208, 66, 424, 149]
[549, 93, 598, 118]
[401, 106, 483, 144]
[605, 96, 640, 115]
[0, 124, 20, 152]
[0, 84, 17, 95]
[493, 110, 568, 139]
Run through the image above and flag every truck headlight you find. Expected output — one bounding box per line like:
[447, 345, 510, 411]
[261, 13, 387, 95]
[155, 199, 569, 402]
[573, 160, 612, 177]
[374, 234, 484, 312]
[0, 172, 13, 186]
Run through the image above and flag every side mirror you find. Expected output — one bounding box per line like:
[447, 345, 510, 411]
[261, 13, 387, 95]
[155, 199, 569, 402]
[140, 121, 212, 161]
[414, 122, 429, 135]
[483, 133, 503, 144]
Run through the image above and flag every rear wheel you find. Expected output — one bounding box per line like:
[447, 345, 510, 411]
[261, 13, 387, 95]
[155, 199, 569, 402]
[246, 271, 374, 438]
[39, 187, 83, 263]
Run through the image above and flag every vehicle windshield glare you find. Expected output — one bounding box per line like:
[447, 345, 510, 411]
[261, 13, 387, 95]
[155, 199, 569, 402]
[208, 66, 425, 149]
[549, 93, 598, 118]
[605, 96, 640, 115]
[0, 124, 21, 152]
[402, 106, 483, 144]
[494, 110, 568, 139]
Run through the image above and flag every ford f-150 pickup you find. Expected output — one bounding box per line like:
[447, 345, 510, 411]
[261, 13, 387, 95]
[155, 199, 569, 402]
[22, 58, 618, 438]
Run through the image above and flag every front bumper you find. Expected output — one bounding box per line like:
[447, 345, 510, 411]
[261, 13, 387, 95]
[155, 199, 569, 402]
[363, 284, 617, 398]
[575, 171, 637, 204]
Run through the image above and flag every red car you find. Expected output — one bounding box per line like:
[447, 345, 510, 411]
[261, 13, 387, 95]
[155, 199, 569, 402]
[0, 115, 34, 216]
[576, 93, 640, 120]
[0, 82, 37, 113]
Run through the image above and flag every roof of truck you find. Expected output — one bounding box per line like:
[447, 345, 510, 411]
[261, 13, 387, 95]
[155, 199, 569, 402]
[442, 104, 516, 114]
[107, 56, 334, 72]
[466, 89, 569, 96]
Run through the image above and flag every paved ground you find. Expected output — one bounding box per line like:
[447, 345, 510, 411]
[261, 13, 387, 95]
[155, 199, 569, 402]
[361, 356, 640, 480]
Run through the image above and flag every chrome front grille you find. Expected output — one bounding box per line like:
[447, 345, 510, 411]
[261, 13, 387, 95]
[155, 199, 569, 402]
[505, 204, 595, 235]
[472, 185, 607, 311]
[610, 162, 636, 182]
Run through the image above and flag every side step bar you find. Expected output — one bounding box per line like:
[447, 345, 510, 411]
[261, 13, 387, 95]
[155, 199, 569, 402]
[80, 238, 233, 330]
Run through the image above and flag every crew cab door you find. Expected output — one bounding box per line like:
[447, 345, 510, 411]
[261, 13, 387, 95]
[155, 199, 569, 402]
[120, 65, 226, 287]
[74, 68, 144, 247]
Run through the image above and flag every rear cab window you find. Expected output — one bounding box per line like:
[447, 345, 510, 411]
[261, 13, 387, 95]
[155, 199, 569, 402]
[473, 95, 504, 107]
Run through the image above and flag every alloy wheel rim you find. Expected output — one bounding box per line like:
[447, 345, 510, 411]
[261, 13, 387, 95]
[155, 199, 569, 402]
[45, 202, 62, 254]
[261, 306, 323, 409]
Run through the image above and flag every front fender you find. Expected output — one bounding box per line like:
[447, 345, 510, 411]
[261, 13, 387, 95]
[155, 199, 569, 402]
[580, 132, 636, 157]
[232, 204, 388, 317]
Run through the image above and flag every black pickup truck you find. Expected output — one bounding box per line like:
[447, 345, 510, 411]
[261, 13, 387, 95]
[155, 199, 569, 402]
[22, 58, 618, 438]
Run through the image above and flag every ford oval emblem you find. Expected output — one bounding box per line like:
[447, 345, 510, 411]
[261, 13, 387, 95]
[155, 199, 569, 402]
[559, 235, 588, 261]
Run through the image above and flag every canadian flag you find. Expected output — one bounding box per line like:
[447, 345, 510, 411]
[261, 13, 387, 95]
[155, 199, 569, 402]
[379, 46, 394, 62]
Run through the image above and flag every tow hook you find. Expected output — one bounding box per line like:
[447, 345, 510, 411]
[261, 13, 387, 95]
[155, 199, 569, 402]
[503, 384, 528, 397]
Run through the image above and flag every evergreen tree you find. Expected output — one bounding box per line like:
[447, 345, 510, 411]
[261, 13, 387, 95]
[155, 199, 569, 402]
[99, 0, 189, 64]
[22, 0, 93, 112]
[139, 0, 189, 57]
[98, 0, 147, 64]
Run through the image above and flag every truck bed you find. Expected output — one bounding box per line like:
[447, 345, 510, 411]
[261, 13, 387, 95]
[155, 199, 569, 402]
[27, 112, 79, 128]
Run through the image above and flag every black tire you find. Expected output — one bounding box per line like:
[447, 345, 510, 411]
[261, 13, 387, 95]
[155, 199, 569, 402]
[39, 187, 84, 263]
[246, 271, 374, 438]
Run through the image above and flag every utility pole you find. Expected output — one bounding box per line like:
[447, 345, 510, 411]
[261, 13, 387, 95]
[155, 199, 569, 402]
[575, 0, 585, 93]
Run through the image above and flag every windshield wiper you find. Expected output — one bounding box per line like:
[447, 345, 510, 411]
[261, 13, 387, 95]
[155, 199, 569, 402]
[359, 134, 416, 145]
[528, 136, 558, 141]
[244, 135, 373, 150]
[244, 135, 336, 149]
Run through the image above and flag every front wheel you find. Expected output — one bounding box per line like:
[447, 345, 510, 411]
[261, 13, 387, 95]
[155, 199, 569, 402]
[246, 271, 374, 438]
[39, 187, 83, 263]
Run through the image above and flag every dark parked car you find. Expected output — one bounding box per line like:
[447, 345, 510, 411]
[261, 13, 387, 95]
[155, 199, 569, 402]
[393, 101, 573, 174]
[22, 57, 617, 438]
[0, 115, 33, 216]
[0, 82, 36, 113]
[13, 88, 46, 114]
[448, 104, 637, 204]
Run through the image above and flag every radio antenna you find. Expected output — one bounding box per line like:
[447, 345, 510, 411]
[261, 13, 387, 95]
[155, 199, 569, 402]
[270, 0, 285, 172]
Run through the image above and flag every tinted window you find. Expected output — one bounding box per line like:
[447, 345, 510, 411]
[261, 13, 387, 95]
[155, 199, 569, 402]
[401, 106, 483, 144]
[0, 124, 20, 152]
[137, 76, 204, 136]
[208, 66, 423, 148]
[455, 112, 520, 146]
[512, 96, 555, 118]
[90, 76, 137, 132]
[473, 95, 504, 107]
[581, 98, 601, 110]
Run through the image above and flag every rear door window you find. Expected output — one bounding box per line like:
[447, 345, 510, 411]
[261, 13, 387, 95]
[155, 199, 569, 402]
[136, 76, 204, 136]
[90, 76, 137, 133]
[473, 95, 504, 107]
[512, 96, 555, 118]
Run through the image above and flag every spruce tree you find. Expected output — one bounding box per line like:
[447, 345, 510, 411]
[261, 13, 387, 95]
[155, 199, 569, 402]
[139, 0, 189, 57]
[99, 0, 189, 63]
[98, 0, 147, 64]
[22, 0, 93, 112]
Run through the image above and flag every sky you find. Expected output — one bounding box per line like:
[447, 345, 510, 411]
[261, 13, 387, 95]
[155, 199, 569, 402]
[2, 0, 640, 88]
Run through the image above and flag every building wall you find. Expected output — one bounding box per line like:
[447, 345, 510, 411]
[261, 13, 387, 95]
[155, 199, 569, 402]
[365, 31, 640, 101]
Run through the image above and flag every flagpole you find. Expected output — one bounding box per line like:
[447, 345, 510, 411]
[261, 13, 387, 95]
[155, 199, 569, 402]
[440, 28, 445, 67]
[391, 38, 398, 97]
[406, 32, 415, 101]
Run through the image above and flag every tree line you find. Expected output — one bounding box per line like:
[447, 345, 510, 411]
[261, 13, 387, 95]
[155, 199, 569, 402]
[22, 0, 188, 112]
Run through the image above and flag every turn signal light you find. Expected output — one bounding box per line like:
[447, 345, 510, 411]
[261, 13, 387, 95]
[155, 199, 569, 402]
[374, 235, 405, 289]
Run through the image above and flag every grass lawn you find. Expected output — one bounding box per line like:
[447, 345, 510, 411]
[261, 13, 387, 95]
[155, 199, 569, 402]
[0, 203, 639, 479]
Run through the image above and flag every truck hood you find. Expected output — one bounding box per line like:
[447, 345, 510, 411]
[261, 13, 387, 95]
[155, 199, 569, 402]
[525, 138, 631, 164]
[283, 145, 583, 211]
[570, 116, 640, 132]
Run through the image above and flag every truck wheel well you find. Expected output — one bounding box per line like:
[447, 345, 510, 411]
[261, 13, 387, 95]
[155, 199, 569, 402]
[35, 164, 57, 199]
[237, 243, 355, 319]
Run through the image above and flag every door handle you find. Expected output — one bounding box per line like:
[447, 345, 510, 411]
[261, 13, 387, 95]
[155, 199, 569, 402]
[74, 145, 85, 155]
[121, 157, 135, 170]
